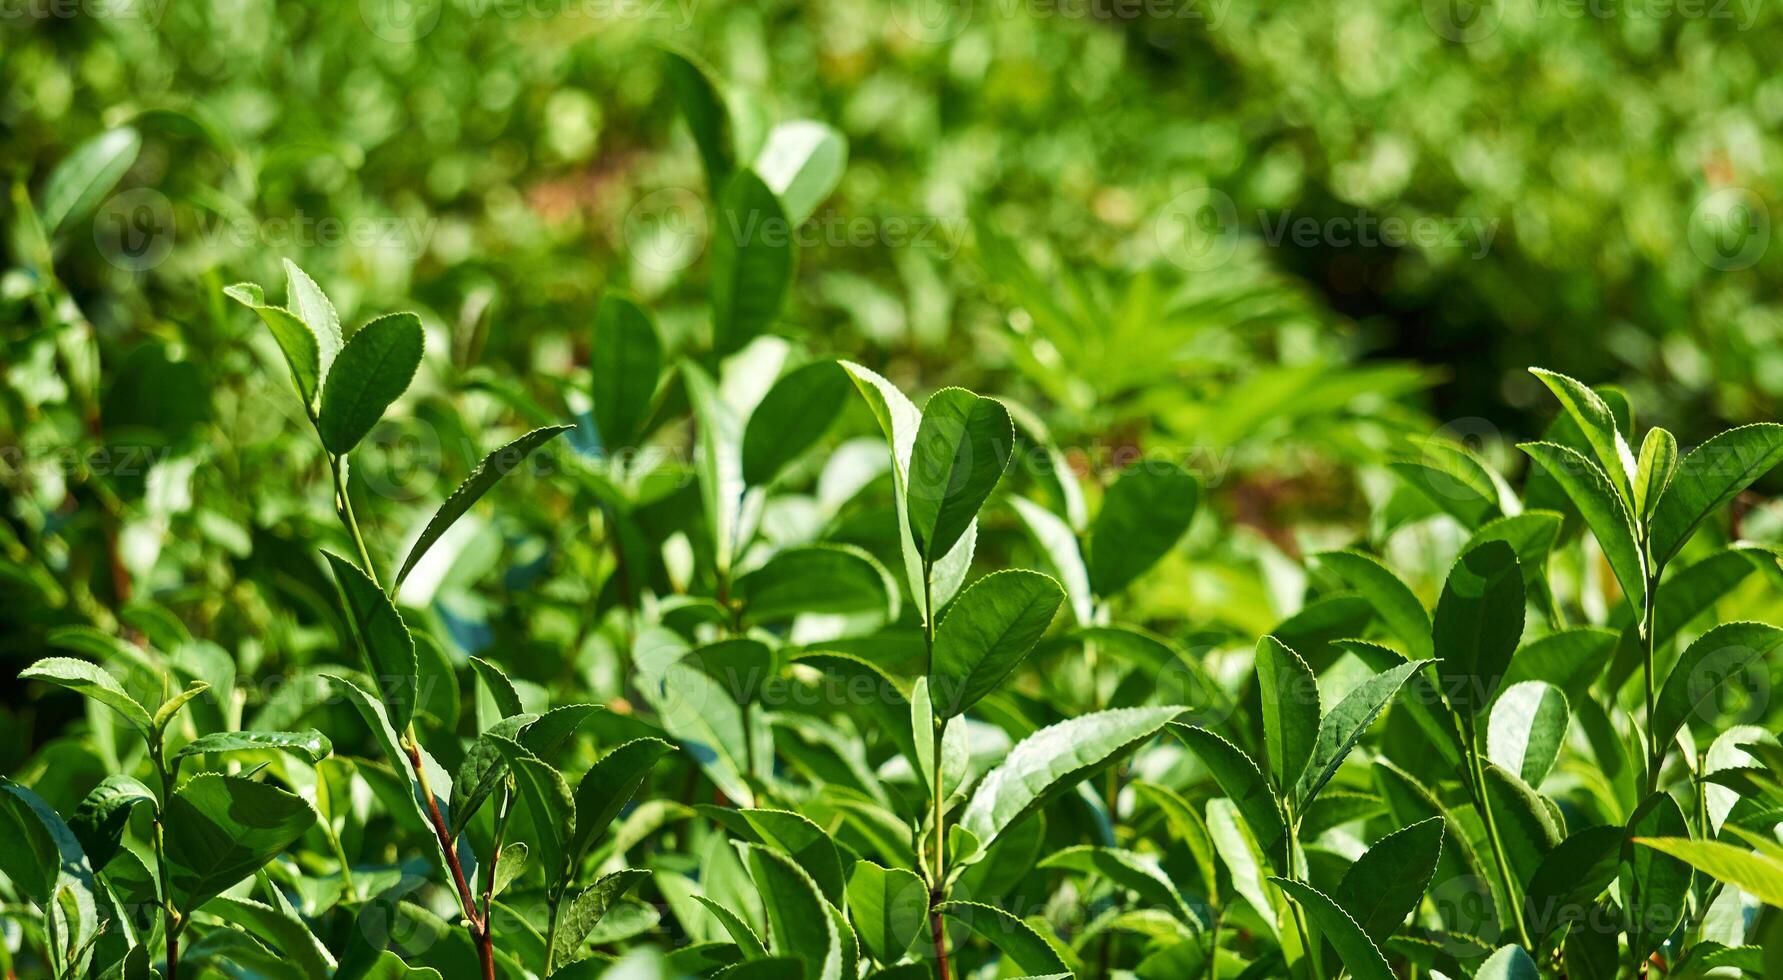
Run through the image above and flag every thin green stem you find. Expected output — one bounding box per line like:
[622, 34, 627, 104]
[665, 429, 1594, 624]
[1456, 713, 1533, 951]
[149, 737, 180, 980]
[544, 897, 562, 977]
[1282, 807, 1324, 980]
[1641, 572, 1661, 795]
[920, 562, 951, 980]
[328, 454, 380, 587]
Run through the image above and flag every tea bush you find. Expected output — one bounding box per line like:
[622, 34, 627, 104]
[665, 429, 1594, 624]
[5, 38, 1783, 980]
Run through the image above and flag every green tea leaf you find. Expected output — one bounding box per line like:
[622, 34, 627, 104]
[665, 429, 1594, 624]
[324, 552, 418, 732]
[1486, 681, 1568, 788]
[1295, 658, 1428, 808]
[552, 869, 651, 967]
[227, 289, 322, 407]
[1432, 540, 1525, 716]
[661, 48, 733, 198]
[1314, 550, 1432, 659]
[281, 260, 343, 381]
[844, 860, 926, 965]
[1473, 943, 1539, 980]
[753, 120, 846, 226]
[41, 126, 141, 235]
[734, 544, 895, 623]
[1519, 441, 1645, 612]
[1087, 462, 1199, 597]
[395, 425, 571, 587]
[743, 843, 842, 980]
[741, 360, 851, 486]
[1632, 426, 1678, 525]
[906, 387, 1013, 563]
[490, 736, 576, 890]
[1622, 792, 1691, 957]
[961, 705, 1180, 848]
[164, 773, 317, 913]
[590, 294, 662, 454]
[69, 774, 155, 869]
[1333, 817, 1444, 946]
[1523, 824, 1619, 942]
[1269, 877, 1395, 980]
[1256, 634, 1320, 793]
[935, 901, 1069, 976]
[317, 312, 424, 454]
[1170, 724, 1286, 858]
[1649, 423, 1783, 568]
[572, 738, 674, 864]
[0, 779, 99, 971]
[1650, 621, 1783, 757]
[174, 729, 333, 765]
[1529, 367, 1637, 507]
[21, 656, 154, 735]
[711, 169, 793, 355]
[1635, 836, 1783, 908]
[929, 569, 1064, 719]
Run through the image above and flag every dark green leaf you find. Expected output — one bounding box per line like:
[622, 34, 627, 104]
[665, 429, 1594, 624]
[1650, 622, 1783, 756]
[741, 360, 851, 486]
[69, 774, 155, 869]
[1432, 540, 1525, 715]
[1087, 462, 1199, 597]
[395, 425, 571, 586]
[1169, 724, 1286, 858]
[174, 730, 332, 765]
[935, 901, 1069, 976]
[163, 773, 317, 913]
[325, 552, 418, 732]
[661, 48, 733, 198]
[317, 312, 424, 454]
[1256, 634, 1320, 792]
[845, 860, 926, 965]
[1523, 824, 1619, 941]
[906, 387, 1013, 563]
[711, 170, 793, 355]
[742, 843, 841, 978]
[929, 569, 1064, 718]
[552, 869, 650, 968]
[571, 738, 674, 864]
[1295, 658, 1428, 808]
[1333, 817, 1444, 946]
[590, 294, 662, 453]
[735, 544, 895, 623]
[1649, 423, 1783, 568]
[1314, 550, 1432, 659]
[1622, 792, 1691, 958]
[1519, 441, 1645, 612]
[1269, 877, 1395, 980]
[490, 736, 576, 890]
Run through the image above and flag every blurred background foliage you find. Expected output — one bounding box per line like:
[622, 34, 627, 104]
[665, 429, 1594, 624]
[3, 0, 1780, 760]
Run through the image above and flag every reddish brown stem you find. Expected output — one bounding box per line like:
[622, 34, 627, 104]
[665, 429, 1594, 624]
[406, 741, 495, 980]
[929, 889, 952, 980]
